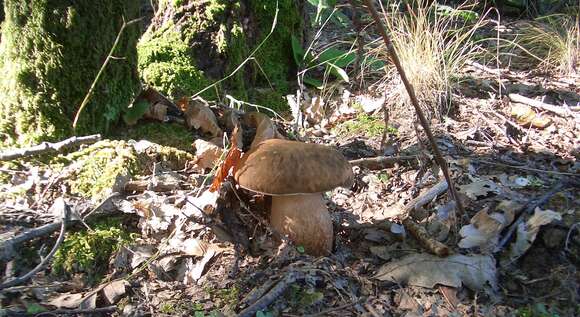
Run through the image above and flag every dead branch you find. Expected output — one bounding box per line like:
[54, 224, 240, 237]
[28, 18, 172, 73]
[0, 194, 119, 263]
[123, 179, 179, 192]
[0, 134, 101, 161]
[6, 306, 117, 316]
[508, 93, 574, 118]
[363, 0, 465, 216]
[495, 182, 567, 255]
[402, 218, 450, 257]
[236, 270, 303, 317]
[0, 200, 69, 289]
[349, 155, 416, 170]
[401, 180, 449, 218]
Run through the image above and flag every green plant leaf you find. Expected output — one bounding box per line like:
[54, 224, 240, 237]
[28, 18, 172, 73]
[306, 0, 336, 9]
[123, 99, 151, 125]
[318, 47, 356, 67]
[328, 63, 349, 82]
[296, 245, 305, 253]
[291, 34, 305, 66]
[302, 77, 324, 89]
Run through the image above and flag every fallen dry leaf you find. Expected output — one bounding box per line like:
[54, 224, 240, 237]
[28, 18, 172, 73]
[507, 207, 562, 263]
[102, 280, 128, 304]
[188, 189, 219, 215]
[510, 103, 551, 129]
[374, 253, 497, 293]
[458, 177, 500, 200]
[458, 201, 519, 251]
[242, 112, 282, 149]
[180, 97, 223, 137]
[143, 102, 168, 121]
[192, 139, 225, 171]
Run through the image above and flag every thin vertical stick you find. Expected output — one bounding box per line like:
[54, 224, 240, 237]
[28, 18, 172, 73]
[72, 17, 143, 131]
[362, 0, 465, 215]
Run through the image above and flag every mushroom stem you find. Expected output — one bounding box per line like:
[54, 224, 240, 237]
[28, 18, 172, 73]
[270, 193, 333, 256]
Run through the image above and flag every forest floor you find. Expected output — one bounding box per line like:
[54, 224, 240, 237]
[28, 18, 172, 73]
[1, 2, 579, 317]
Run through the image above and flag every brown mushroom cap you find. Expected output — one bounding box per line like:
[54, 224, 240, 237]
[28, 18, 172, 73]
[234, 139, 354, 195]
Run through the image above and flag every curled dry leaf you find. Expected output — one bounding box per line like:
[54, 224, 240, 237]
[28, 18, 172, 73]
[192, 139, 225, 171]
[242, 112, 283, 149]
[374, 253, 498, 293]
[507, 207, 562, 263]
[459, 201, 520, 251]
[458, 177, 500, 200]
[143, 102, 168, 121]
[210, 129, 242, 192]
[180, 97, 223, 137]
[510, 103, 551, 129]
[102, 280, 128, 304]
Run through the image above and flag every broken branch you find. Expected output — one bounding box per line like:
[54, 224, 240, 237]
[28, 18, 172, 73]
[0, 134, 101, 161]
[508, 93, 573, 117]
[349, 155, 416, 170]
[363, 0, 465, 216]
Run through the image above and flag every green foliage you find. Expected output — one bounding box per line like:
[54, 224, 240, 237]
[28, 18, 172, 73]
[138, 27, 215, 100]
[288, 284, 324, 309]
[0, 0, 140, 147]
[204, 285, 240, 307]
[292, 35, 355, 88]
[52, 217, 135, 283]
[117, 122, 194, 152]
[516, 303, 561, 317]
[335, 113, 395, 138]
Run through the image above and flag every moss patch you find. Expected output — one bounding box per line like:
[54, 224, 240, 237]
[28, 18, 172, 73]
[137, 0, 301, 112]
[115, 122, 194, 152]
[334, 113, 398, 138]
[59, 139, 193, 201]
[0, 1, 140, 147]
[52, 216, 135, 283]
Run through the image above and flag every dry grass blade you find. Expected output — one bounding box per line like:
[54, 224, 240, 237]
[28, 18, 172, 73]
[513, 15, 579, 74]
[366, 0, 488, 120]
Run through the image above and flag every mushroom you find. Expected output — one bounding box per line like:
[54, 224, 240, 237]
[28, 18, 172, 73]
[233, 139, 354, 255]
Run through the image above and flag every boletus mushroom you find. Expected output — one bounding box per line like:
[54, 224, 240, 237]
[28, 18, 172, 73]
[233, 139, 353, 255]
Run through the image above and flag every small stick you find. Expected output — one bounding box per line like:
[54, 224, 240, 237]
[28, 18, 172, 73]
[72, 17, 143, 130]
[508, 93, 573, 117]
[402, 218, 450, 257]
[0, 134, 101, 161]
[0, 201, 69, 289]
[363, 0, 465, 216]
[495, 182, 566, 253]
[349, 155, 416, 170]
[236, 270, 302, 317]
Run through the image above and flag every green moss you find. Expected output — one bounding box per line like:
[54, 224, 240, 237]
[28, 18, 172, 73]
[59, 138, 193, 201]
[250, 89, 288, 115]
[138, 27, 215, 100]
[137, 0, 301, 113]
[65, 140, 139, 201]
[334, 113, 397, 138]
[117, 122, 194, 152]
[52, 217, 135, 283]
[0, 1, 140, 147]
[248, 0, 302, 95]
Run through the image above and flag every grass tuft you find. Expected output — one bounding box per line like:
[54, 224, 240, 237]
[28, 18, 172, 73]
[513, 15, 579, 75]
[366, 0, 487, 121]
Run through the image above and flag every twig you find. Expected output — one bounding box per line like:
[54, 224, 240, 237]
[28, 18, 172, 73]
[236, 270, 302, 317]
[349, 155, 416, 170]
[0, 134, 101, 161]
[363, 0, 465, 216]
[348, 0, 364, 90]
[565, 222, 580, 253]
[0, 201, 69, 289]
[508, 93, 574, 118]
[34, 306, 117, 316]
[476, 159, 579, 176]
[495, 182, 566, 253]
[402, 218, 450, 257]
[0, 222, 62, 262]
[363, 302, 382, 317]
[72, 17, 143, 130]
[307, 302, 357, 317]
[401, 180, 449, 218]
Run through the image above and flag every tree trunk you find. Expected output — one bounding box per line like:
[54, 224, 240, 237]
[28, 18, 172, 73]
[138, 0, 304, 112]
[0, 0, 141, 147]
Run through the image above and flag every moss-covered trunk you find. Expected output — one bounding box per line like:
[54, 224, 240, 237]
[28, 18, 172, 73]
[138, 0, 304, 112]
[0, 0, 141, 147]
